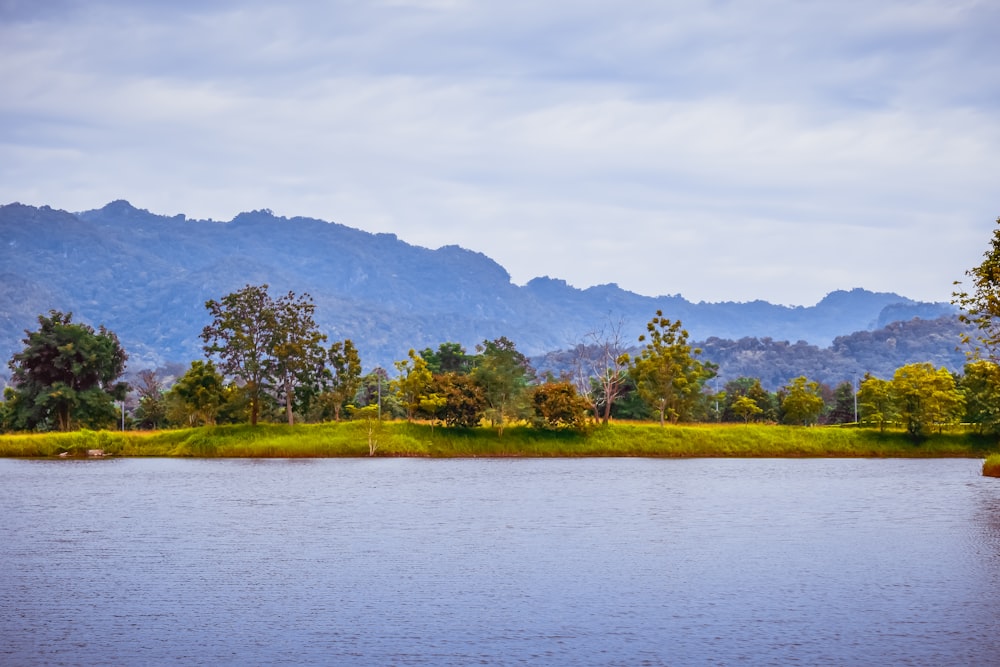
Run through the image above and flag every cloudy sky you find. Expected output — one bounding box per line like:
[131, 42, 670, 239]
[2, 0, 998, 305]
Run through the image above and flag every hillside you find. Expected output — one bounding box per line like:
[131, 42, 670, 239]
[0, 200, 957, 374]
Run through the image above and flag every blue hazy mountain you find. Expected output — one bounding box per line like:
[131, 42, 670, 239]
[0, 200, 956, 372]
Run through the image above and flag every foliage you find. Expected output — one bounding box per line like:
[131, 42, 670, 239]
[826, 381, 856, 425]
[132, 369, 167, 429]
[420, 342, 475, 375]
[202, 284, 326, 426]
[270, 290, 328, 424]
[891, 363, 965, 441]
[858, 374, 894, 432]
[958, 360, 1000, 434]
[631, 311, 714, 426]
[473, 336, 534, 436]
[6, 311, 128, 431]
[532, 381, 591, 430]
[731, 395, 763, 424]
[391, 349, 433, 422]
[168, 360, 228, 426]
[953, 216, 1000, 361]
[430, 373, 485, 427]
[779, 376, 825, 426]
[319, 339, 362, 421]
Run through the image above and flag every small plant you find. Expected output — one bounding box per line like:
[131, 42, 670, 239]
[984, 454, 1000, 478]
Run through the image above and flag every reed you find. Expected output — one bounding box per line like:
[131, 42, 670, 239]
[1, 421, 996, 462]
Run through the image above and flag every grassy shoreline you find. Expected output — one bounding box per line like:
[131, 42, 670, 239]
[1, 422, 998, 464]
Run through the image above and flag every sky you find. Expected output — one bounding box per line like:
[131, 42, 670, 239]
[1, 0, 998, 306]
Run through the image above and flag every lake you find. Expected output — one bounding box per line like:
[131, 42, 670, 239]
[2, 457, 999, 666]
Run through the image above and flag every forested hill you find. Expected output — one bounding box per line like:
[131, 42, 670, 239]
[0, 200, 956, 372]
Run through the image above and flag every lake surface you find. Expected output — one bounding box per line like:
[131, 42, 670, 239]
[2, 457, 999, 666]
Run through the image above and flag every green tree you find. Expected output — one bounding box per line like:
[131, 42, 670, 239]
[858, 373, 895, 432]
[721, 377, 776, 423]
[420, 342, 474, 375]
[779, 376, 825, 426]
[826, 381, 857, 425]
[731, 395, 763, 424]
[271, 291, 327, 425]
[202, 284, 276, 426]
[953, 216, 1000, 360]
[532, 381, 591, 430]
[391, 349, 433, 422]
[473, 336, 533, 436]
[6, 311, 128, 431]
[202, 284, 327, 426]
[891, 362, 965, 441]
[169, 360, 227, 426]
[631, 311, 713, 426]
[959, 360, 1000, 434]
[320, 339, 362, 421]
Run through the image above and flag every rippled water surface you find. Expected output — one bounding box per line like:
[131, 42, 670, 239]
[2, 457, 1000, 666]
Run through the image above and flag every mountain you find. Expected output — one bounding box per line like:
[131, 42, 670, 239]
[0, 200, 957, 374]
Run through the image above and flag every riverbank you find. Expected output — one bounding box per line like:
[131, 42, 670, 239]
[1, 422, 998, 461]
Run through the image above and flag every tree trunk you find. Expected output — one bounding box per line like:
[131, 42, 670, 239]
[285, 376, 294, 425]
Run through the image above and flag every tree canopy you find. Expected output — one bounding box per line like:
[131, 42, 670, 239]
[6, 310, 128, 431]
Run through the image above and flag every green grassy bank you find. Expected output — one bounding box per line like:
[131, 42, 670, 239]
[2, 422, 999, 464]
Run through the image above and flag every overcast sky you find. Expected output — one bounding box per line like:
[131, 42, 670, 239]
[2, 0, 998, 305]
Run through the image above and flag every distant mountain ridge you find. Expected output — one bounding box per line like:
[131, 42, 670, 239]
[0, 200, 957, 373]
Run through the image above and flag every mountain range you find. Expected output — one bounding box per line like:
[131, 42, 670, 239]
[0, 200, 960, 387]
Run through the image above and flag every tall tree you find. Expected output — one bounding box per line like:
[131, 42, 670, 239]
[571, 318, 631, 425]
[202, 284, 327, 426]
[953, 216, 1000, 360]
[271, 291, 327, 425]
[473, 336, 533, 436]
[322, 339, 362, 421]
[202, 284, 276, 426]
[631, 311, 713, 426]
[420, 342, 474, 375]
[6, 311, 128, 431]
[391, 349, 433, 422]
[133, 369, 167, 429]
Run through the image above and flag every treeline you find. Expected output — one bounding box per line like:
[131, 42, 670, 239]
[1, 284, 995, 443]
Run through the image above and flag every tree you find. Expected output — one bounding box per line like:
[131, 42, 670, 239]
[473, 336, 533, 436]
[571, 318, 631, 425]
[202, 284, 276, 426]
[420, 342, 474, 375]
[6, 311, 128, 431]
[202, 284, 327, 426]
[432, 373, 486, 427]
[391, 349, 433, 422]
[857, 374, 895, 432]
[953, 216, 1000, 361]
[779, 376, 825, 426]
[133, 369, 167, 429]
[169, 360, 227, 426]
[271, 290, 327, 425]
[731, 395, 763, 424]
[891, 363, 965, 441]
[959, 360, 1000, 434]
[321, 339, 362, 421]
[631, 311, 713, 426]
[826, 381, 857, 425]
[532, 381, 591, 430]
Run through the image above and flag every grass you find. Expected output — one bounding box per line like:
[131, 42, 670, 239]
[2, 421, 999, 466]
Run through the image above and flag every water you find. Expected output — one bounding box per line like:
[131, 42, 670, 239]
[2, 457, 999, 666]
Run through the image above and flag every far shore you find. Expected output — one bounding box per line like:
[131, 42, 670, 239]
[2, 423, 999, 473]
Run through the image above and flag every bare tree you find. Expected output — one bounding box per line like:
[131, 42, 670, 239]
[571, 317, 631, 425]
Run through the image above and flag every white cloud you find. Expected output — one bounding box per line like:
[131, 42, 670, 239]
[1, 0, 998, 305]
